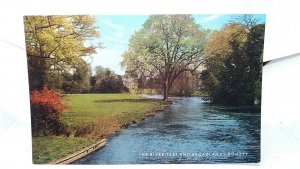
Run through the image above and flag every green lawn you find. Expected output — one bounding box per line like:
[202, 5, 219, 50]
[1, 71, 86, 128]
[61, 93, 162, 128]
[32, 136, 94, 164]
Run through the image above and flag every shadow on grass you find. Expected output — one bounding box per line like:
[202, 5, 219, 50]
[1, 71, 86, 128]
[94, 99, 162, 103]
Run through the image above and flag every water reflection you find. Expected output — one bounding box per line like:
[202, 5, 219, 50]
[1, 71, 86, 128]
[74, 96, 260, 164]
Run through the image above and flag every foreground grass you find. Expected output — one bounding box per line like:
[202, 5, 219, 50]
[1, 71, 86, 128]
[61, 93, 163, 131]
[32, 136, 94, 164]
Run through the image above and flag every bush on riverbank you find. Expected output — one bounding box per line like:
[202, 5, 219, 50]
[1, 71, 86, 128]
[73, 115, 119, 138]
[30, 86, 69, 136]
[92, 115, 120, 137]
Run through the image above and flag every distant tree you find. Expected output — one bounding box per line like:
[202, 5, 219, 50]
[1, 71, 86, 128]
[92, 66, 128, 93]
[24, 15, 99, 91]
[121, 15, 208, 101]
[170, 71, 199, 96]
[61, 62, 92, 93]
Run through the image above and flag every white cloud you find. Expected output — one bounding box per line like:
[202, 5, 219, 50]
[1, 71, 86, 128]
[90, 48, 125, 75]
[100, 19, 127, 46]
[101, 19, 124, 32]
[93, 19, 129, 75]
[104, 36, 127, 46]
[199, 14, 224, 23]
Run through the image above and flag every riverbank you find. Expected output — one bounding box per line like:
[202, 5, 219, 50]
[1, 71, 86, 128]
[32, 93, 169, 164]
[32, 136, 95, 164]
[49, 139, 107, 164]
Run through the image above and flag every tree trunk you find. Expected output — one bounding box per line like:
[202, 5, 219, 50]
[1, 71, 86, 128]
[28, 55, 47, 91]
[163, 80, 169, 101]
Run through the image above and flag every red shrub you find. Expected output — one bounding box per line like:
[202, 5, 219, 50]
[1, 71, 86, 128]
[30, 86, 69, 136]
[30, 86, 66, 113]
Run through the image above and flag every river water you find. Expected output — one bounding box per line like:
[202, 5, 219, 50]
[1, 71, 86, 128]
[74, 96, 260, 164]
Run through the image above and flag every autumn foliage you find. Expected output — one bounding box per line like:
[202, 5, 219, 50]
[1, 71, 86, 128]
[30, 86, 69, 136]
[30, 86, 66, 113]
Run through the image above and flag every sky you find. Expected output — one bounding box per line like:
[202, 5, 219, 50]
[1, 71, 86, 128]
[88, 14, 266, 75]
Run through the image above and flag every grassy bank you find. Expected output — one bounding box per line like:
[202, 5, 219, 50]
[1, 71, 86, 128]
[32, 136, 94, 164]
[32, 93, 165, 163]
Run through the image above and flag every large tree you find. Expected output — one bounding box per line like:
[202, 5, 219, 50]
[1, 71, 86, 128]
[245, 24, 265, 104]
[24, 15, 99, 91]
[200, 16, 264, 105]
[121, 15, 208, 101]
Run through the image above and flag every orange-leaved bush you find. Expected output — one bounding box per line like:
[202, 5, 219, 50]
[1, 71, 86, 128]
[30, 86, 66, 113]
[30, 86, 69, 136]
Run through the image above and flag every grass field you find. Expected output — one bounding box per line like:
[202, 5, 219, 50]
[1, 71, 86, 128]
[32, 93, 164, 163]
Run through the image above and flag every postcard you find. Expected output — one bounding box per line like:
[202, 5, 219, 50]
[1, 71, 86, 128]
[24, 14, 265, 164]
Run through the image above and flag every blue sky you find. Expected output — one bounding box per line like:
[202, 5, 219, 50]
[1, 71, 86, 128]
[89, 14, 266, 75]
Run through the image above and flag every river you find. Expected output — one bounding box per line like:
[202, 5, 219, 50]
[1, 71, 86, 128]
[74, 96, 260, 164]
